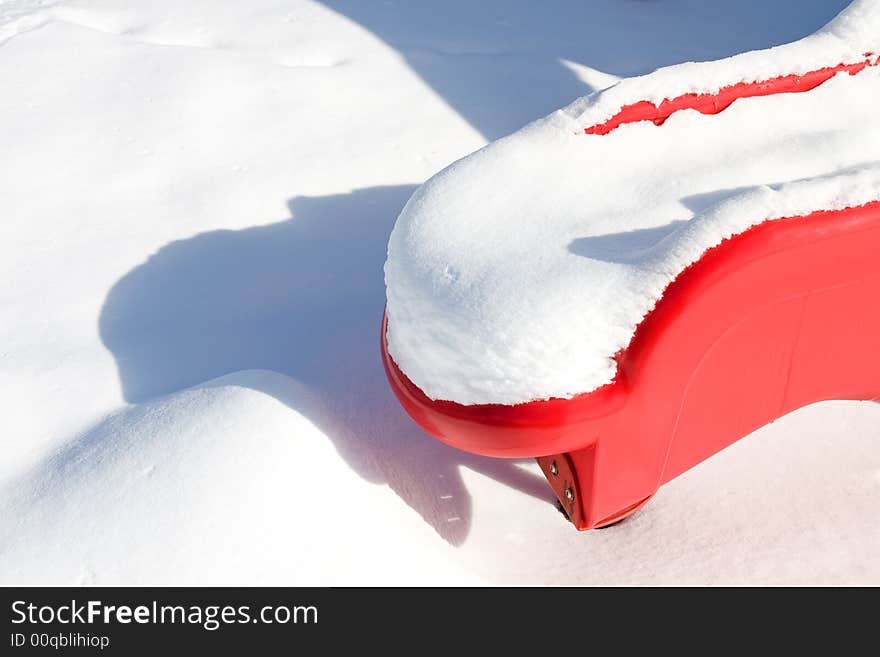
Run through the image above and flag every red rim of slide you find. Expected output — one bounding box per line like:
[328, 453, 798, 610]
[584, 54, 878, 135]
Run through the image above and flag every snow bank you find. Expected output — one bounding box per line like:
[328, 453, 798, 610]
[385, 2, 880, 405]
[0, 371, 476, 585]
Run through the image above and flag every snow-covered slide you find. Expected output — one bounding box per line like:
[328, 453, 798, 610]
[382, 0, 880, 529]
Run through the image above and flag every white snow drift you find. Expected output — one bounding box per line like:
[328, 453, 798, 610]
[2, 0, 876, 586]
[385, 1, 880, 406]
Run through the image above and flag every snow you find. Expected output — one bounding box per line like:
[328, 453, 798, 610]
[566, 0, 880, 128]
[0, 372, 476, 585]
[385, 2, 880, 405]
[1, 0, 877, 585]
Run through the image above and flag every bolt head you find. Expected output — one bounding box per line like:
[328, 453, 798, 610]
[564, 487, 575, 502]
[549, 460, 558, 476]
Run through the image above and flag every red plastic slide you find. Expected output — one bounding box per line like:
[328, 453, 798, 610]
[382, 63, 880, 530]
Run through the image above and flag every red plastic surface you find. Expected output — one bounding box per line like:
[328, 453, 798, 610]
[382, 201, 880, 528]
[584, 55, 878, 135]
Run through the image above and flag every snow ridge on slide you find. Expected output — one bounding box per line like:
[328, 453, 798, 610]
[565, 0, 880, 127]
[385, 1, 880, 406]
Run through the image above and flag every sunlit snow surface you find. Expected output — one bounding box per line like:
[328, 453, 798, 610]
[1, 0, 877, 585]
[385, 1, 880, 404]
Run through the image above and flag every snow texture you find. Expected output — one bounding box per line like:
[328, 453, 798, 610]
[385, 0, 880, 405]
[1, 0, 878, 585]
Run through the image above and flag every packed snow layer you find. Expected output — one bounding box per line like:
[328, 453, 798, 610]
[2, 0, 877, 585]
[385, 4, 880, 405]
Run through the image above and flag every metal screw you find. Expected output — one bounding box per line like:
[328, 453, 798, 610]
[549, 460, 558, 476]
[564, 487, 575, 502]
